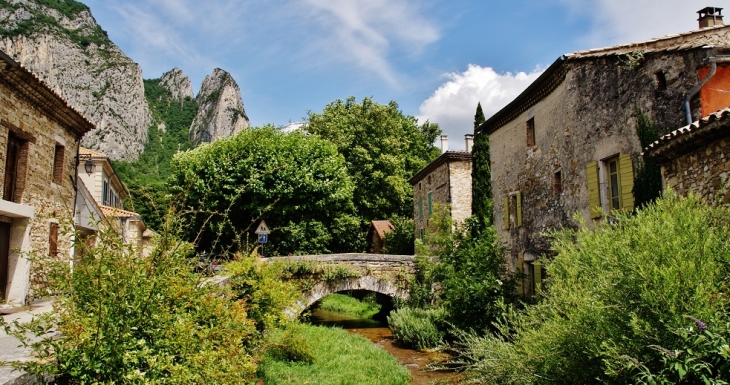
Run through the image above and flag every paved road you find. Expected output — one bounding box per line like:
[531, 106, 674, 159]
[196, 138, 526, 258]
[0, 301, 53, 385]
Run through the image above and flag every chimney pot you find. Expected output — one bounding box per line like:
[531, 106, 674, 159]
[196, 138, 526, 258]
[440, 135, 448, 153]
[698, 6, 724, 28]
[465, 134, 474, 153]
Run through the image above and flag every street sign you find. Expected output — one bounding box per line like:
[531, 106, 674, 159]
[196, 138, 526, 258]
[257, 234, 268, 243]
[255, 220, 270, 235]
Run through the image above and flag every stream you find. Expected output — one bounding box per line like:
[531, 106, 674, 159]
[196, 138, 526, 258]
[308, 308, 460, 385]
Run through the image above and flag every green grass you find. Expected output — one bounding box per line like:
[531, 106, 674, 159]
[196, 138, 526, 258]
[258, 324, 410, 385]
[318, 293, 381, 318]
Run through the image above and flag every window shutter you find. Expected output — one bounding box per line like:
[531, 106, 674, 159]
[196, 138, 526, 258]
[586, 161, 601, 218]
[534, 262, 542, 293]
[516, 260, 524, 296]
[619, 153, 635, 211]
[427, 192, 433, 216]
[516, 191, 522, 227]
[503, 197, 509, 230]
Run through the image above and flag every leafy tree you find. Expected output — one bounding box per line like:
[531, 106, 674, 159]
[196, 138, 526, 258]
[382, 216, 415, 255]
[305, 96, 441, 224]
[169, 126, 360, 256]
[632, 106, 663, 209]
[472, 102, 493, 229]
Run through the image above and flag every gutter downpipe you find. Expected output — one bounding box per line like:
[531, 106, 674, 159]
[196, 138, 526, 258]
[684, 56, 730, 125]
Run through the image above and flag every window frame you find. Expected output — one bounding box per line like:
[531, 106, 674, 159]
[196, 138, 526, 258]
[52, 144, 65, 185]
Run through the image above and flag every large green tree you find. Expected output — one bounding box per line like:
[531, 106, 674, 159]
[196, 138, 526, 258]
[169, 126, 360, 256]
[305, 96, 441, 224]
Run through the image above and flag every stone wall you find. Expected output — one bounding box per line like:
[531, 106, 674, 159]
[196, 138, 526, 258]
[662, 137, 730, 203]
[268, 254, 415, 283]
[0, 78, 82, 304]
[448, 158, 472, 225]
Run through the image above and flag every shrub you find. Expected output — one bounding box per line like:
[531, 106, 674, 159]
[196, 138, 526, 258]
[1, 224, 259, 384]
[459, 192, 730, 384]
[266, 324, 316, 364]
[388, 307, 447, 350]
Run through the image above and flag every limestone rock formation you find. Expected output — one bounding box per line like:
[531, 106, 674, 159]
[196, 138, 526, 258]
[190, 68, 249, 144]
[159, 67, 194, 102]
[0, 1, 151, 161]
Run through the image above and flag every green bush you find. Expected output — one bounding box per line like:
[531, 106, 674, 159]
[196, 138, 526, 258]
[266, 324, 316, 364]
[459, 192, 730, 384]
[1, 223, 259, 384]
[388, 307, 447, 350]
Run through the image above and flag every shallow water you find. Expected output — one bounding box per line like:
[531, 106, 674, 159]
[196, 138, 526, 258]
[308, 308, 460, 385]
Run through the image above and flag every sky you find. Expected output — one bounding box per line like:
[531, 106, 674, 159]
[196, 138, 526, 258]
[82, 0, 704, 150]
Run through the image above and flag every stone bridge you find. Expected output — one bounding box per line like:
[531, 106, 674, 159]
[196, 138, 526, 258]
[266, 253, 415, 316]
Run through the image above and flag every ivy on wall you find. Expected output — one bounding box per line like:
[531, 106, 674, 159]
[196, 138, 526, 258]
[632, 106, 663, 209]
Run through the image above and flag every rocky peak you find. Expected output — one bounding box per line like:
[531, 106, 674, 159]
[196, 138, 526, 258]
[190, 68, 249, 144]
[0, 0, 151, 161]
[159, 67, 194, 101]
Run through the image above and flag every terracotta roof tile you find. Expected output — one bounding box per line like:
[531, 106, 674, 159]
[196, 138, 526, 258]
[643, 107, 730, 160]
[100, 205, 142, 219]
[370, 220, 394, 239]
[79, 147, 107, 158]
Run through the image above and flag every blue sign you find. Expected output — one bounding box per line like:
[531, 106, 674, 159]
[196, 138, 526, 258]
[257, 234, 268, 243]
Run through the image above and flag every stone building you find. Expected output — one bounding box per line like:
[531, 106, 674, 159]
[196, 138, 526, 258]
[0, 50, 94, 305]
[644, 107, 730, 203]
[368, 220, 394, 254]
[409, 135, 473, 241]
[475, 9, 730, 296]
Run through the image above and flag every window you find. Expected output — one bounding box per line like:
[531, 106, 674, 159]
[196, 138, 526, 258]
[102, 180, 109, 206]
[655, 70, 667, 90]
[502, 191, 523, 230]
[427, 175, 431, 185]
[3, 132, 27, 203]
[52, 144, 65, 184]
[587, 154, 635, 218]
[553, 170, 562, 194]
[49, 222, 59, 256]
[419, 228, 426, 241]
[526, 117, 535, 147]
[529, 261, 546, 295]
[427, 191, 433, 216]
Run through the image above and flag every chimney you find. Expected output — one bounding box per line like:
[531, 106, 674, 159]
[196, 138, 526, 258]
[465, 134, 474, 153]
[440, 135, 448, 153]
[698, 7, 724, 28]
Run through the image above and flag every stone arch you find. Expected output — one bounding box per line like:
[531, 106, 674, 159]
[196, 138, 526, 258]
[285, 275, 409, 318]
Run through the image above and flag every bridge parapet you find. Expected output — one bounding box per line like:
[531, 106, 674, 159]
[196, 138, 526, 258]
[267, 253, 415, 282]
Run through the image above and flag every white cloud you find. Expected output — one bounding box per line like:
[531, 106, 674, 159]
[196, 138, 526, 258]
[418, 65, 543, 149]
[301, 0, 439, 86]
[558, 0, 701, 47]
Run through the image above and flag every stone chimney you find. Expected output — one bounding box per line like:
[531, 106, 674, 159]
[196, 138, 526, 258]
[465, 134, 474, 153]
[698, 7, 724, 28]
[440, 135, 448, 153]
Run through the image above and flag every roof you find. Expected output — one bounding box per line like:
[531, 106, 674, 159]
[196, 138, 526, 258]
[477, 24, 730, 136]
[100, 205, 143, 219]
[643, 107, 730, 162]
[370, 220, 394, 239]
[408, 151, 472, 185]
[79, 146, 107, 158]
[142, 229, 158, 238]
[0, 50, 95, 136]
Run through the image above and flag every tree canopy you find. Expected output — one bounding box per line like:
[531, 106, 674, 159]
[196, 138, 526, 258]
[169, 126, 360, 256]
[305, 96, 441, 223]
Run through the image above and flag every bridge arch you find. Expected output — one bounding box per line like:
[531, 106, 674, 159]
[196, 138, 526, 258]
[286, 275, 409, 317]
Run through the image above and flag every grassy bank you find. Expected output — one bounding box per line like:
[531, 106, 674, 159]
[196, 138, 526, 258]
[258, 324, 410, 385]
[318, 293, 381, 318]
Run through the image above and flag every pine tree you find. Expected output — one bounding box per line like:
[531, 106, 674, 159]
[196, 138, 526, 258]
[471, 102, 492, 230]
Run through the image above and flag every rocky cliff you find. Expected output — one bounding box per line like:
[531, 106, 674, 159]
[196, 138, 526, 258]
[159, 67, 194, 102]
[190, 68, 249, 144]
[0, 0, 151, 161]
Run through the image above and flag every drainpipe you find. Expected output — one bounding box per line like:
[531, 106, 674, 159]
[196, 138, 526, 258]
[684, 55, 730, 125]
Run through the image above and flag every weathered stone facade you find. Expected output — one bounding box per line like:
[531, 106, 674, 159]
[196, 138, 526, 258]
[0, 51, 94, 305]
[645, 108, 730, 203]
[409, 151, 472, 240]
[477, 24, 730, 296]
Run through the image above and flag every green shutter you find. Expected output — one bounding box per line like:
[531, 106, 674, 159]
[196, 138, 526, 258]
[619, 153, 635, 211]
[516, 259, 524, 296]
[587, 161, 602, 218]
[534, 262, 542, 293]
[427, 192, 433, 215]
[516, 191, 522, 227]
[503, 197, 510, 230]
[418, 198, 423, 220]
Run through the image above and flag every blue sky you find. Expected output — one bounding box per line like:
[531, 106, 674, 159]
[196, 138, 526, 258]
[82, 0, 702, 149]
